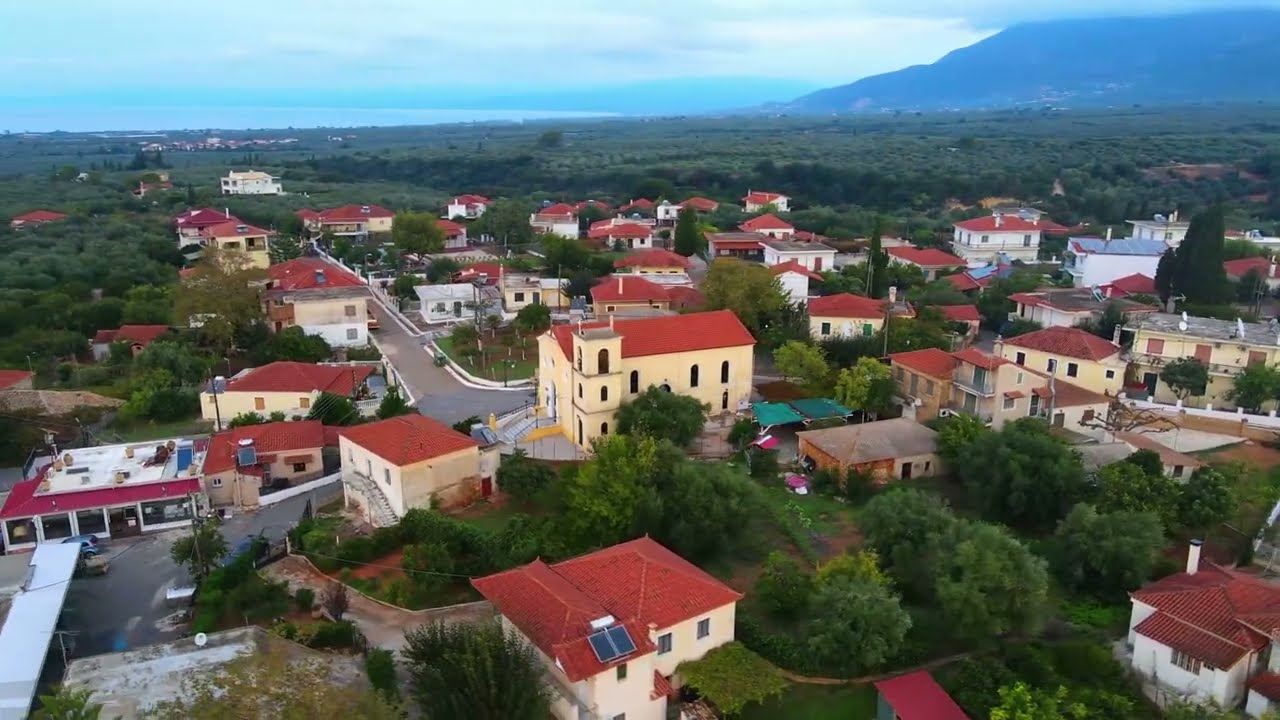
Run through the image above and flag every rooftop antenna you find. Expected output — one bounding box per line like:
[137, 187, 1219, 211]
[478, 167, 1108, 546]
[1178, 311, 1188, 333]
[1237, 317, 1247, 339]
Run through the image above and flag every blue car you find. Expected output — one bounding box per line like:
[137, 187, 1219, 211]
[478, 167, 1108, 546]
[62, 535, 103, 556]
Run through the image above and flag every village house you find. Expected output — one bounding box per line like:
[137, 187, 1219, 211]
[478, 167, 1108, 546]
[1225, 257, 1280, 292]
[1008, 287, 1156, 328]
[417, 283, 487, 324]
[530, 203, 581, 237]
[500, 271, 569, 313]
[619, 198, 655, 215]
[472, 536, 742, 720]
[201, 421, 328, 507]
[437, 218, 468, 249]
[200, 362, 376, 428]
[657, 197, 719, 224]
[947, 348, 1043, 428]
[537, 311, 755, 449]
[797, 418, 941, 482]
[808, 293, 887, 339]
[444, 194, 490, 219]
[453, 262, 503, 285]
[91, 325, 172, 361]
[705, 232, 765, 261]
[0, 439, 207, 553]
[739, 213, 795, 239]
[945, 263, 1014, 294]
[885, 246, 966, 281]
[762, 237, 836, 272]
[265, 258, 372, 347]
[937, 304, 982, 343]
[198, 219, 273, 268]
[613, 249, 691, 277]
[588, 219, 654, 250]
[339, 414, 496, 526]
[9, 209, 68, 228]
[220, 170, 282, 195]
[174, 208, 236, 247]
[999, 326, 1126, 394]
[590, 276, 672, 316]
[951, 210, 1054, 264]
[889, 348, 958, 422]
[297, 204, 395, 240]
[743, 190, 790, 213]
[1127, 211, 1189, 246]
[576, 200, 612, 214]
[1064, 235, 1167, 288]
[1125, 313, 1280, 406]
[771, 261, 823, 305]
[1114, 431, 1203, 479]
[1100, 273, 1158, 298]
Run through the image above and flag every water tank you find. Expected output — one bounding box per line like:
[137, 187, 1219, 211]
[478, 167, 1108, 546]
[175, 441, 194, 473]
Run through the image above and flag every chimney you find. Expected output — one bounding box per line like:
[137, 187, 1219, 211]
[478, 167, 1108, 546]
[1186, 539, 1202, 575]
[1105, 227, 1113, 242]
[1270, 260, 1276, 279]
[617, 276, 623, 293]
[1104, 286, 1112, 299]
[1171, 210, 1179, 223]
[648, 622, 658, 646]
[225, 207, 230, 218]
[992, 334, 1004, 359]
[888, 286, 897, 305]
[994, 213, 1003, 228]
[1111, 323, 1122, 345]
[609, 314, 615, 331]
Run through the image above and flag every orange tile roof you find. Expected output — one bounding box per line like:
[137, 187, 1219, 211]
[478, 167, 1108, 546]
[450, 194, 490, 205]
[269, 258, 365, 291]
[665, 286, 705, 312]
[1224, 256, 1278, 280]
[472, 537, 742, 682]
[886, 246, 966, 267]
[550, 310, 754, 360]
[744, 191, 785, 204]
[874, 671, 970, 720]
[437, 219, 465, 236]
[952, 347, 1007, 370]
[1106, 273, 1157, 295]
[176, 208, 236, 227]
[1250, 672, 1280, 702]
[536, 203, 578, 217]
[339, 414, 478, 466]
[0, 369, 33, 391]
[808, 293, 885, 319]
[588, 222, 652, 240]
[1046, 380, 1110, 408]
[770, 260, 823, 281]
[954, 215, 1047, 232]
[739, 213, 793, 232]
[92, 325, 171, 346]
[1005, 326, 1121, 361]
[937, 304, 980, 323]
[620, 198, 655, 211]
[200, 220, 273, 238]
[203, 420, 327, 474]
[12, 210, 67, 223]
[679, 197, 719, 212]
[889, 348, 957, 378]
[591, 276, 670, 304]
[314, 203, 395, 222]
[225, 362, 374, 395]
[613, 249, 691, 269]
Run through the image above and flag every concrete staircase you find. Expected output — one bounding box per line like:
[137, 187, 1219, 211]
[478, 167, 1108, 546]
[343, 472, 399, 527]
[498, 415, 538, 444]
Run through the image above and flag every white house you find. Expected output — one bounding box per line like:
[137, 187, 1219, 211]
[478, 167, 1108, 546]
[739, 213, 795, 239]
[588, 219, 654, 250]
[530, 203, 580, 237]
[220, 170, 282, 195]
[762, 238, 836, 273]
[1128, 211, 1190, 246]
[655, 201, 681, 224]
[743, 191, 790, 213]
[885, 246, 966, 281]
[416, 284, 481, 324]
[445, 194, 489, 220]
[770, 261, 823, 304]
[1064, 234, 1167, 288]
[1127, 541, 1280, 714]
[1224, 257, 1280, 292]
[951, 210, 1057, 264]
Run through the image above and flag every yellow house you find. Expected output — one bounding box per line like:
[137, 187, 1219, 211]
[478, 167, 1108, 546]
[298, 204, 395, 238]
[337, 414, 496, 526]
[473, 536, 742, 720]
[201, 362, 375, 428]
[807, 293, 886, 339]
[501, 272, 572, 312]
[1126, 312, 1280, 407]
[999, 326, 1125, 394]
[199, 219, 272, 268]
[266, 258, 371, 347]
[537, 310, 755, 449]
[590, 276, 673, 316]
[612, 248, 692, 276]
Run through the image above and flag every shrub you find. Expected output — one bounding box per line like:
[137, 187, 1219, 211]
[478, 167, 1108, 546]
[191, 607, 219, 634]
[365, 648, 398, 697]
[272, 621, 299, 640]
[294, 588, 316, 611]
[754, 551, 812, 618]
[335, 536, 375, 566]
[308, 620, 359, 648]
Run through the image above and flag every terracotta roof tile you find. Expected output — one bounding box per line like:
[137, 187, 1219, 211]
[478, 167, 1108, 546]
[550, 310, 754, 360]
[808, 293, 885, 319]
[0, 370, 33, 391]
[937, 304, 980, 322]
[200, 220, 272, 238]
[952, 348, 1007, 370]
[614, 249, 691, 269]
[890, 348, 957, 378]
[739, 213, 793, 232]
[743, 191, 786, 204]
[224, 362, 373, 395]
[93, 325, 171, 347]
[269, 258, 366, 291]
[619, 198, 655, 212]
[954, 215, 1047, 232]
[588, 222, 652, 240]
[591, 276, 669, 304]
[314, 204, 394, 222]
[1250, 672, 1280, 701]
[535, 203, 578, 218]
[437, 219, 465, 236]
[12, 210, 68, 223]
[1106, 273, 1157, 295]
[339, 414, 477, 466]
[886, 246, 966, 267]
[1224, 256, 1278, 280]
[175, 208, 235, 227]
[1005, 326, 1121, 361]
[203, 420, 326, 475]
[678, 197, 719, 212]
[450, 194, 490, 205]
[770, 260, 823, 281]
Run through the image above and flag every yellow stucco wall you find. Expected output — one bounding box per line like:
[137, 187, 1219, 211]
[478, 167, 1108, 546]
[890, 363, 950, 422]
[211, 235, 271, 268]
[204, 447, 324, 506]
[594, 299, 672, 314]
[504, 285, 570, 312]
[292, 296, 369, 325]
[809, 315, 884, 340]
[339, 437, 480, 516]
[1000, 344, 1124, 394]
[625, 265, 685, 275]
[1130, 328, 1280, 406]
[201, 390, 315, 423]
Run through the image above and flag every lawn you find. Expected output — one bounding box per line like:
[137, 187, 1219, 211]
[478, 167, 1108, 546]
[739, 683, 878, 720]
[436, 334, 537, 382]
[107, 417, 215, 442]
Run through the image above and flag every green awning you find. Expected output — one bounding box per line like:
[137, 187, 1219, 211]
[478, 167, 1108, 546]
[752, 402, 805, 427]
[788, 398, 854, 420]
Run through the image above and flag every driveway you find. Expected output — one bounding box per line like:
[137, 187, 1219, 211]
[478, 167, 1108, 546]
[368, 301, 533, 424]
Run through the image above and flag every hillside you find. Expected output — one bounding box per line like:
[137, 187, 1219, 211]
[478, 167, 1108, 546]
[790, 10, 1280, 113]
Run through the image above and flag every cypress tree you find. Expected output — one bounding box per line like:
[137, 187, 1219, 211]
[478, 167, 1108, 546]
[673, 206, 703, 257]
[1173, 206, 1230, 305]
[869, 216, 889, 298]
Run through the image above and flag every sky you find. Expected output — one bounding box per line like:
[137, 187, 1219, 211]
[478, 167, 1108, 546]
[3, 0, 1278, 105]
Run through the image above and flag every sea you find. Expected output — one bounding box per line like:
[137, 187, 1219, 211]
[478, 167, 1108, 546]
[0, 106, 618, 134]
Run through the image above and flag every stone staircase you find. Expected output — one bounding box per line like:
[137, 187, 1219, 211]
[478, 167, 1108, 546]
[343, 472, 399, 527]
[498, 415, 560, 444]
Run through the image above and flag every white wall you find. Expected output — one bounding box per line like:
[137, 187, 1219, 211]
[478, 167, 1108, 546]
[1071, 253, 1162, 288]
[1247, 689, 1275, 718]
[1130, 633, 1221, 704]
[776, 271, 810, 304]
[302, 322, 367, 347]
[762, 247, 835, 272]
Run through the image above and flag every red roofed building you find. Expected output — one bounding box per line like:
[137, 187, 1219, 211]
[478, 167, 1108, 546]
[588, 220, 654, 250]
[743, 190, 790, 213]
[530, 203, 580, 237]
[473, 536, 742, 719]
[738, 213, 794, 239]
[199, 219, 273, 268]
[679, 196, 719, 212]
[706, 232, 765, 261]
[591, 276, 671, 314]
[297, 204, 395, 239]
[575, 200, 612, 213]
[1007, 287, 1156, 329]
[1128, 541, 1280, 712]
[875, 671, 969, 720]
[886, 246, 966, 281]
[614, 249, 691, 275]
[952, 209, 1062, 264]
[792, 229, 830, 243]
[937, 304, 982, 340]
[436, 218, 469, 250]
[809, 293, 887, 339]
[1000, 325, 1126, 393]
[453, 262, 503, 285]
[1225, 256, 1280, 291]
[539, 310, 755, 448]
[445, 194, 490, 220]
[1100, 272, 1157, 298]
[771, 260, 822, 304]
[0, 369, 34, 391]
[10, 210, 68, 228]
[265, 258, 372, 346]
[618, 198, 655, 215]
[202, 421, 329, 507]
[91, 325, 172, 361]
[175, 207, 237, 238]
[201, 362, 376, 429]
[338, 414, 494, 524]
[656, 197, 720, 225]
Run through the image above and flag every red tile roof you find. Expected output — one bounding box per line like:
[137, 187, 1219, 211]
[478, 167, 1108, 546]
[1132, 557, 1280, 668]
[744, 191, 786, 204]
[874, 671, 970, 720]
[203, 420, 327, 475]
[808, 293, 885, 319]
[0, 474, 201, 521]
[937, 304, 980, 323]
[1005, 326, 1121, 361]
[550, 310, 754, 360]
[339, 414, 477, 466]
[1224, 256, 1278, 280]
[450, 194, 490, 206]
[952, 347, 1007, 370]
[225, 362, 374, 395]
[92, 325, 171, 347]
[886, 246, 966, 267]
[890, 348, 957, 378]
[535, 203, 578, 218]
[591, 276, 670, 304]
[739, 213, 793, 232]
[1250, 672, 1280, 701]
[619, 198, 654, 212]
[0, 370, 33, 391]
[946, 273, 982, 292]
[954, 215, 1046, 233]
[665, 286, 705, 312]
[472, 536, 743, 682]
[792, 230, 830, 242]
[1106, 273, 1157, 295]
[679, 197, 719, 212]
[313, 204, 394, 222]
[651, 670, 675, 700]
[454, 263, 503, 284]
[710, 239, 764, 251]
[575, 200, 612, 212]
[588, 221, 652, 240]
[200, 220, 272, 238]
[437, 218, 466, 237]
[175, 208, 235, 227]
[770, 260, 823, 281]
[12, 210, 68, 224]
[614, 249, 691, 269]
[1048, 380, 1110, 409]
[269, 258, 365, 291]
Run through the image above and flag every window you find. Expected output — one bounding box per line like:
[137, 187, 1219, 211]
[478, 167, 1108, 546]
[1171, 649, 1202, 674]
[292, 462, 307, 473]
[514, 292, 525, 302]
[1047, 359, 1058, 373]
[1250, 350, 1268, 367]
[690, 365, 699, 388]
[344, 304, 357, 317]
[616, 664, 627, 681]
[697, 618, 710, 639]
[1105, 369, 1116, 380]
[598, 348, 610, 374]
[1173, 465, 1185, 478]
[346, 328, 359, 340]
[600, 422, 608, 435]
[576, 347, 582, 372]
[1003, 396, 1016, 410]
[909, 374, 919, 395]
[1082, 409, 1095, 422]
[630, 370, 639, 394]
[1015, 352, 1026, 366]
[924, 379, 934, 395]
[981, 234, 990, 243]
[1165, 231, 1173, 242]
[1194, 344, 1211, 363]
[1022, 234, 1032, 247]
[383, 468, 391, 485]
[607, 306, 615, 312]
[1016, 372, 1024, 385]
[612, 715, 626, 720]
[721, 391, 729, 410]
[75, 508, 106, 535]
[211, 477, 223, 488]
[896, 367, 905, 381]
[658, 633, 672, 655]
[141, 497, 193, 524]
[1066, 362, 1079, 378]
[600, 386, 608, 402]
[1146, 338, 1165, 355]
[861, 323, 873, 337]
[300, 397, 311, 409]
[254, 397, 266, 410]
[820, 322, 831, 336]
[721, 361, 730, 384]
[578, 384, 583, 398]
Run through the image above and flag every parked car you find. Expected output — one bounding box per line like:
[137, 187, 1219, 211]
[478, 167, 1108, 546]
[62, 535, 104, 556]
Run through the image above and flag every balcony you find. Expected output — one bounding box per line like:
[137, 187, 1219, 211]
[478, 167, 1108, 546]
[952, 373, 997, 398]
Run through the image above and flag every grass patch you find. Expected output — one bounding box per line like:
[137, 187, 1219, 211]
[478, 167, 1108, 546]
[739, 683, 878, 720]
[107, 417, 215, 442]
[436, 335, 537, 382]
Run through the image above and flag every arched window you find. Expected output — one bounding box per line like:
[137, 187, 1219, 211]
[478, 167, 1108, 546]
[600, 422, 609, 436]
[597, 348, 610, 375]
[690, 364, 700, 388]
[576, 346, 582, 372]
[577, 383, 583, 398]
[721, 391, 729, 410]
[630, 370, 639, 394]
[721, 360, 730, 384]
[600, 386, 609, 402]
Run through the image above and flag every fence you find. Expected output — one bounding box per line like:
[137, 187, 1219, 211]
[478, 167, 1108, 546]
[258, 472, 344, 508]
[1123, 397, 1280, 441]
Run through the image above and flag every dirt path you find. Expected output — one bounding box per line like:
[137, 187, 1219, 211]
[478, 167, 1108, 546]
[263, 555, 494, 652]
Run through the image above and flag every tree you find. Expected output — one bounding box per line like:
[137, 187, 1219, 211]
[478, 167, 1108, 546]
[269, 234, 303, 264]
[673, 206, 704, 256]
[867, 216, 889, 298]
[496, 450, 556, 503]
[755, 551, 813, 617]
[935, 521, 1050, 642]
[655, 460, 765, 562]
[676, 643, 787, 716]
[806, 577, 912, 675]
[1124, 448, 1166, 477]
[474, 199, 535, 247]
[514, 303, 551, 335]
[536, 130, 563, 148]
[1154, 248, 1177, 303]
[170, 520, 229, 582]
[402, 620, 551, 720]
[1161, 357, 1209, 401]
[936, 413, 989, 465]
[391, 274, 419, 299]
[859, 489, 959, 600]
[484, 313, 502, 338]
[1096, 459, 1179, 529]
[147, 643, 402, 719]
[121, 284, 173, 324]
[559, 434, 668, 549]
[1176, 465, 1236, 533]
[957, 418, 1088, 532]
[1076, 301, 1128, 342]
[175, 247, 266, 352]
[990, 683, 1087, 720]
[772, 340, 830, 395]
[1171, 205, 1232, 305]
[614, 386, 710, 446]
[31, 686, 103, 720]
[833, 357, 895, 419]
[392, 211, 446, 255]
[815, 549, 889, 588]
[227, 411, 268, 428]
[134, 340, 211, 385]
[307, 392, 360, 426]
[1229, 363, 1280, 412]
[702, 258, 788, 335]
[450, 322, 481, 352]
[322, 581, 350, 620]
[257, 326, 331, 364]
[376, 386, 414, 419]
[1049, 504, 1165, 600]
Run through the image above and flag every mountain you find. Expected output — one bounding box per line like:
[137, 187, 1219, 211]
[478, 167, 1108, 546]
[790, 10, 1280, 113]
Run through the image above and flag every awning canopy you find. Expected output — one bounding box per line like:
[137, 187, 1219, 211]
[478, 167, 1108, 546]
[752, 402, 805, 427]
[788, 398, 853, 421]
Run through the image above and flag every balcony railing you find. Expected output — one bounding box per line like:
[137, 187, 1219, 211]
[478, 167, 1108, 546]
[952, 375, 997, 397]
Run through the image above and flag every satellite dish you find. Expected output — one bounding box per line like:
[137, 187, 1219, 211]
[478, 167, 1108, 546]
[1178, 320, 1188, 332]
[194, 632, 208, 647]
[1181, 311, 1189, 323]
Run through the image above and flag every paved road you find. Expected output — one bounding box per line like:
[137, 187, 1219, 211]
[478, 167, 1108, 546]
[367, 301, 532, 424]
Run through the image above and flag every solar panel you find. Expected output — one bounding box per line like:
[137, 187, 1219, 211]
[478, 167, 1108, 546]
[587, 630, 617, 663]
[236, 446, 258, 467]
[605, 626, 636, 656]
